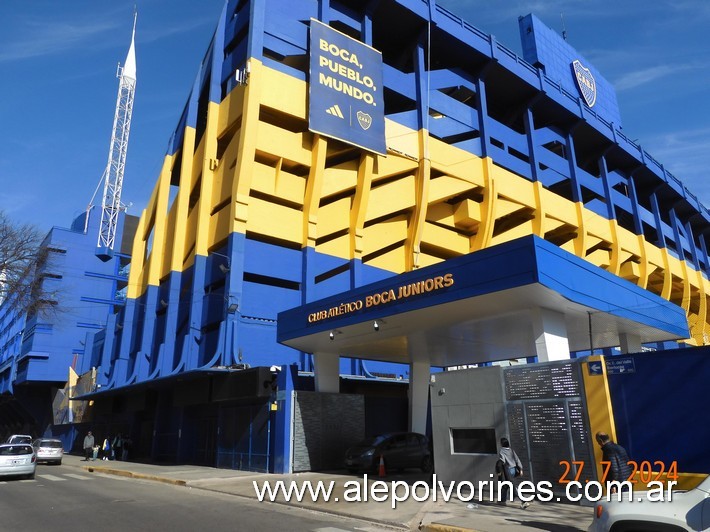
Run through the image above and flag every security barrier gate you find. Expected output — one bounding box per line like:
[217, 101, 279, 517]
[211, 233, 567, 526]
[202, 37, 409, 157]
[505, 361, 597, 495]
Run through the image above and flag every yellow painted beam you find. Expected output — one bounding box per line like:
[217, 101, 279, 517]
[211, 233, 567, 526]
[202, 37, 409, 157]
[365, 174, 416, 221]
[407, 128, 432, 270]
[532, 181, 546, 237]
[427, 174, 478, 204]
[362, 215, 408, 257]
[230, 59, 263, 234]
[261, 66, 307, 120]
[126, 213, 147, 299]
[421, 221, 470, 255]
[303, 135, 328, 249]
[146, 155, 174, 286]
[322, 159, 358, 198]
[350, 153, 374, 261]
[581, 356, 618, 485]
[194, 100, 220, 256]
[317, 197, 350, 238]
[247, 197, 301, 243]
[471, 158, 496, 251]
[169, 127, 197, 272]
[216, 84, 245, 138]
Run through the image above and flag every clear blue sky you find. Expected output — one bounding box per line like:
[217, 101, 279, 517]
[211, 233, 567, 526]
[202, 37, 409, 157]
[1, 0, 707, 233]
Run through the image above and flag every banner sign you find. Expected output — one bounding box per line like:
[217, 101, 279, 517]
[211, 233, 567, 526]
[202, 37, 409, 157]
[309, 19, 386, 155]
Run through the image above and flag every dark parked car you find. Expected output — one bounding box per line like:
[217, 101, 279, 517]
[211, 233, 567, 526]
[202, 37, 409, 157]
[344, 432, 433, 474]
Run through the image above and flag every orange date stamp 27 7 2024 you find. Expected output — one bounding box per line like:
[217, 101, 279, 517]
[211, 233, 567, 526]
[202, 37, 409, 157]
[559, 460, 679, 484]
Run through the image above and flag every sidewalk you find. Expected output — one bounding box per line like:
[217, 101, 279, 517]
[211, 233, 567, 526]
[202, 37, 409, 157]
[64, 454, 594, 531]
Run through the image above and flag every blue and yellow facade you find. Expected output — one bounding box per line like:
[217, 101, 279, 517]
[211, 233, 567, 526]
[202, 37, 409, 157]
[76, 0, 710, 472]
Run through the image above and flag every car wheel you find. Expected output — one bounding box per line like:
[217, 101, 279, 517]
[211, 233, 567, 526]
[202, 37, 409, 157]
[347, 467, 358, 474]
[26, 472, 35, 480]
[421, 455, 433, 473]
[56, 460, 62, 466]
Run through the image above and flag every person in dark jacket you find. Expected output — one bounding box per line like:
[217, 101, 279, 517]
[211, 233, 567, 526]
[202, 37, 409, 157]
[497, 438, 530, 508]
[595, 432, 632, 487]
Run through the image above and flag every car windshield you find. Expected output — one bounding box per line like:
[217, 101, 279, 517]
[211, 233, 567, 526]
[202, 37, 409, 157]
[0, 445, 33, 456]
[356, 435, 389, 447]
[8, 436, 32, 444]
[38, 441, 63, 448]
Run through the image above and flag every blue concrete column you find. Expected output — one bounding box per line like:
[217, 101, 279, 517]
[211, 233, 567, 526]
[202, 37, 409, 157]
[160, 270, 182, 375]
[272, 364, 297, 474]
[185, 255, 208, 369]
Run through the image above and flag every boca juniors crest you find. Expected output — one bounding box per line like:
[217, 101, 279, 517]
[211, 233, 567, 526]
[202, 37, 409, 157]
[572, 60, 596, 108]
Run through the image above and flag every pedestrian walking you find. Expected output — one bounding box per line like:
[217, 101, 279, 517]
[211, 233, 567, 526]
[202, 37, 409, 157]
[595, 432, 632, 488]
[101, 437, 112, 460]
[498, 437, 530, 509]
[121, 436, 131, 461]
[112, 434, 123, 461]
[82, 431, 94, 461]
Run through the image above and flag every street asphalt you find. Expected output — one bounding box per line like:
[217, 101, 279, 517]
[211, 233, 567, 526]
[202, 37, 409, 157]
[65, 454, 595, 531]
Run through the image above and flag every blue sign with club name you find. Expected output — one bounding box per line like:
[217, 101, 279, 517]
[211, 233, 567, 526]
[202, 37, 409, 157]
[309, 19, 386, 155]
[605, 357, 635, 375]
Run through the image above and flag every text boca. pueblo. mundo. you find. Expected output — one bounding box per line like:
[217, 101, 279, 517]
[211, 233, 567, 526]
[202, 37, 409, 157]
[317, 39, 378, 107]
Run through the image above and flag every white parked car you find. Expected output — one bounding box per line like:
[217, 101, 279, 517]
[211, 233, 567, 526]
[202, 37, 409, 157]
[32, 438, 64, 465]
[6, 434, 33, 445]
[0, 444, 36, 479]
[588, 476, 710, 532]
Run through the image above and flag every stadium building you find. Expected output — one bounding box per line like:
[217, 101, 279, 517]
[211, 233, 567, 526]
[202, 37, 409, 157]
[4, 0, 709, 485]
[0, 212, 135, 443]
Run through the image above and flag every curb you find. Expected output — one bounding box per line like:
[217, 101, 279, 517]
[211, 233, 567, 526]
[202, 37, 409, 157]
[81, 465, 186, 487]
[420, 525, 480, 532]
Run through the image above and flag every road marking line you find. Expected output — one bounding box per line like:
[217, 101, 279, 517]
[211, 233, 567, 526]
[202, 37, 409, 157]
[63, 473, 93, 480]
[38, 474, 66, 481]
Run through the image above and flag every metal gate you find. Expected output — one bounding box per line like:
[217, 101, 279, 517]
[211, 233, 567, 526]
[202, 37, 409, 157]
[216, 402, 271, 472]
[504, 361, 597, 495]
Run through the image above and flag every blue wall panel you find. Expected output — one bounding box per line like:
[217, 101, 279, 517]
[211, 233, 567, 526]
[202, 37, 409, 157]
[607, 348, 710, 473]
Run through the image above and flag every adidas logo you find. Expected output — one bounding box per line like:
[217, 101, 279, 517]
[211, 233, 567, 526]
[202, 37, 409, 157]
[326, 104, 344, 119]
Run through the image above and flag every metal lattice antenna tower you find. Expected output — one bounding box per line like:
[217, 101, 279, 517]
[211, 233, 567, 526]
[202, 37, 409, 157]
[96, 12, 137, 261]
